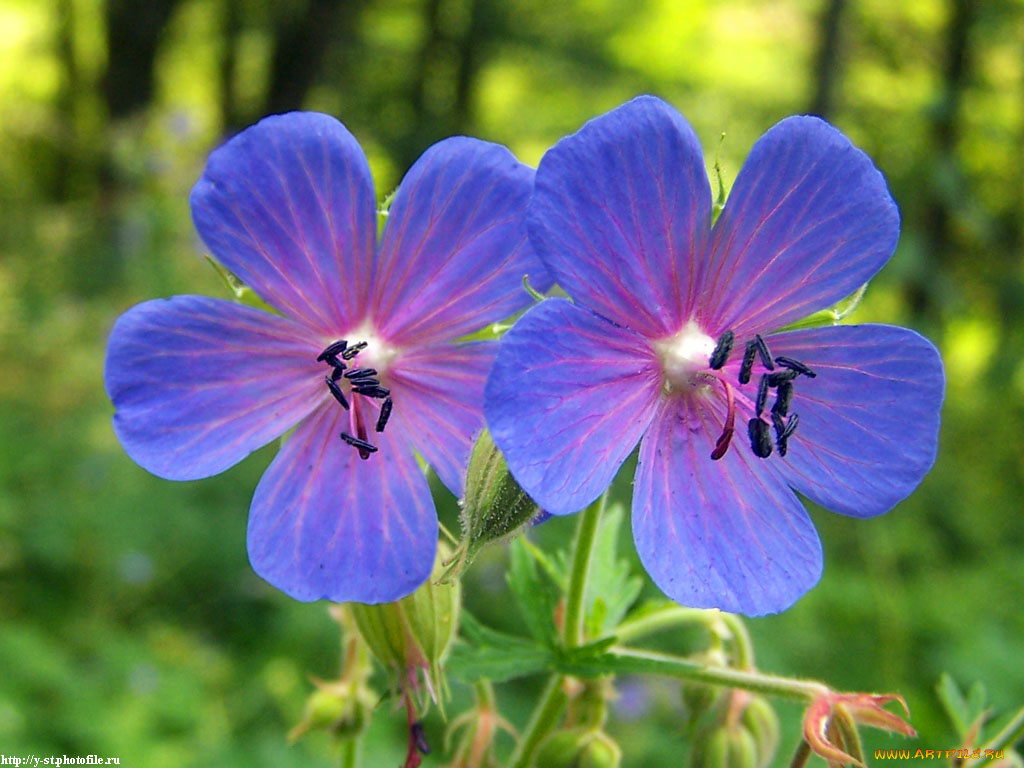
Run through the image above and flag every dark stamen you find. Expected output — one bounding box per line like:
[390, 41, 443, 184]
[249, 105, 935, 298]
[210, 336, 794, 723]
[754, 335, 774, 370]
[775, 355, 816, 378]
[711, 379, 736, 461]
[771, 381, 793, 417]
[411, 721, 430, 756]
[325, 355, 347, 372]
[317, 340, 347, 362]
[330, 365, 345, 382]
[340, 341, 367, 360]
[340, 432, 377, 454]
[747, 418, 772, 458]
[343, 367, 378, 379]
[755, 375, 770, 416]
[771, 411, 786, 436]
[325, 376, 350, 410]
[375, 397, 393, 433]
[353, 384, 390, 399]
[739, 342, 757, 384]
[708, 330, 735, 370]
[776, 413, 799, 457]
[348, 375, 381, 386]
[765, 369, 799, 387]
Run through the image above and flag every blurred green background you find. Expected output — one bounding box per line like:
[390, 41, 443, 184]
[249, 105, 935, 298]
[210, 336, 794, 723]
[1, 0, 1022, 765]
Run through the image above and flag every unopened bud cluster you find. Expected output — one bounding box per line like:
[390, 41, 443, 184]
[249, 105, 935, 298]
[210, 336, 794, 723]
[350, 545, 461, 714]
[447, 429, 541, 577]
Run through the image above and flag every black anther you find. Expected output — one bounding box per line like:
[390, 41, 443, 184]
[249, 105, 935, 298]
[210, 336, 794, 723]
[340, 341, 367, 360]
[753, 335, 774, 370]
[375, 397, 393, 433]
[317, 340, 348, 361]
[755, 375, 770, 417]
[747, 418, 772, 458]
[344, 367, 378, 379]
[412, 721, 430, 755]
[325, 376, 350, 410]
[709, 330, 735, 370]
[353, 384, 390, 399]
[775, 356, 816, 378]
[739, 342, 757, 384]
[771, 381, 793, 417]
[340, 432, 377, 453]
[765, 369, 799, 387]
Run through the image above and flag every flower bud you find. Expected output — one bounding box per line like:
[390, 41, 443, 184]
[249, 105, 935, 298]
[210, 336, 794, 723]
[350, 545, 461, 714]
[534, 728, 622, 768]
[697, 726, 758, 768]
[448, 429, 540, 576]
[680, 649, 730, 734]
[739, 695, 779, 768]
[287, 679, 372, 743]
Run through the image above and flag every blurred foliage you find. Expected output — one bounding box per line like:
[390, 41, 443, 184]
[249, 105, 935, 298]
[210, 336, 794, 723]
[1, 0, 1023, 765]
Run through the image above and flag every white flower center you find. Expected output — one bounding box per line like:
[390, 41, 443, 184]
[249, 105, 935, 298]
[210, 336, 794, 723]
[332, 324, 400, 376]
[654, 320, 716, 394]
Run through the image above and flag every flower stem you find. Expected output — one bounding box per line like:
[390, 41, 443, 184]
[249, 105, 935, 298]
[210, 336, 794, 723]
[509, 492, 607, 768]
[613, 605, 722, 643]
[563, 494, 606, 648]
[719, 612, 755, 669]
[340, 737, 360, 768]
[560, 647, 829, 701]
[507, 675, 568, 768]
[474, 678, 496, 711]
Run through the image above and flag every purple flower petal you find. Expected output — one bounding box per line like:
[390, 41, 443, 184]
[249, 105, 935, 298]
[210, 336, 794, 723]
[247, 402, 437, 603]
[528, 95, 712, 338]
[706, 116, 899, 338]
[191, 112, 376, 335]
[633, 399, 823, 615]
[104, 296, 324, 480]
[767, 324, 944, 517]
[485, 299, 663, 515]
[373, 137, 549, 346]
[388, 341, 496, 497]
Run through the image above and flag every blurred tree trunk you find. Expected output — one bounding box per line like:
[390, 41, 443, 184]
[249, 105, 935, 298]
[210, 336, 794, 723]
[916, 0, 975, 316]
[809, 0, 847, 118]
[400, 0, 489, 168]
[102, 0, 183, 120]
[452, 0, 485, 134]
[261, 0, 360, 118]
[219, 0, 243, 133]
[410, 0, 445, 128]
[53, 0, 79, 200]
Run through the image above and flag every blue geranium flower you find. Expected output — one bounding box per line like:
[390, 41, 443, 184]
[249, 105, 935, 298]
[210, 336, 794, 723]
[105, 112, 547, 604]
[485, 96, 944, 616]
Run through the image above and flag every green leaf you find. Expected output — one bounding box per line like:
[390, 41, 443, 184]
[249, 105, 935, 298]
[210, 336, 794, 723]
[937, 673, 969, 736]
[447, 612, 553, 683]
[522, 537, 568, 590]
[966, 681, 988, 724]
[776, 283, 869, 331]
[508, 538, 561, 646]
[584, 504, 643, 638]
[203, 255, 279, 314]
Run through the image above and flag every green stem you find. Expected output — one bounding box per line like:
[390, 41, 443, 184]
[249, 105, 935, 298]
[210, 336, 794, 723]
[474, 678, 496, 711]
[789, 739, 812, 768]
[508, 675, 568, 768]
[563, 494, 606, 648]
[613, 605, 721, 643]
[509, 492, 607, 768]
[340, 737, 360, 768]
[560, 647, 829, 702]
[719, 612, 755, 670]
